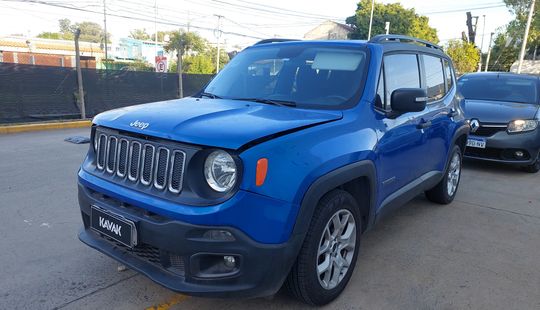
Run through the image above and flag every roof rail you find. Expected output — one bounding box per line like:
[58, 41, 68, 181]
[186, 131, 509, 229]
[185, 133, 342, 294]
[368, 34, 442, 51]
[254, 38, 298, 45]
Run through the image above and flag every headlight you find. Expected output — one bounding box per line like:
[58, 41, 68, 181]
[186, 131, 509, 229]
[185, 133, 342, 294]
[507, 120, 538, 133]
[204, 150, 237, 192]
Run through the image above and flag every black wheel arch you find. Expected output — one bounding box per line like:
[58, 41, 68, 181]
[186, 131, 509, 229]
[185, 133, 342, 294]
[291, 160, 377, 240]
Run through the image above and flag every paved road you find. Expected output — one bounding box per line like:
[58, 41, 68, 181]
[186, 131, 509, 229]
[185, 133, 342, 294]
[1, 128, 539, 310]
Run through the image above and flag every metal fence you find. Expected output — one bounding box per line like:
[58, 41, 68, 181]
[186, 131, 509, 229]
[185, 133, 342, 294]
[0, 63, 213, 124]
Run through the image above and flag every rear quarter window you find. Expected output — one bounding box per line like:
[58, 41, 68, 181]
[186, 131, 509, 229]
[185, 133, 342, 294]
[422, 55, 445, 102]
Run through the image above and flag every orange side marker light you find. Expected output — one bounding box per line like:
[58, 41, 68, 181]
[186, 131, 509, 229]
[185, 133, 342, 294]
[256, 158, 268, 186]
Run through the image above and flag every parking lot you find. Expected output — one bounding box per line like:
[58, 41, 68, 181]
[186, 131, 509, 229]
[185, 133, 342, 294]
[1, 127, 539, 310]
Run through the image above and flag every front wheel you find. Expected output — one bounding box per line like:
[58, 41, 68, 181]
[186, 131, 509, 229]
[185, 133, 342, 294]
[426, 145, 462, 204]
[284, 189, 361, 306]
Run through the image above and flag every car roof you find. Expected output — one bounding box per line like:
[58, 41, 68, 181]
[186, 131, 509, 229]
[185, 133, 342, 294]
[460, 72, 540, 80]
[250, 36, 449, 59]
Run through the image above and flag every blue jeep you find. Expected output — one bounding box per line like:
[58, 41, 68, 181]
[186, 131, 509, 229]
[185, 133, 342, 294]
[78, 35, 469, 305]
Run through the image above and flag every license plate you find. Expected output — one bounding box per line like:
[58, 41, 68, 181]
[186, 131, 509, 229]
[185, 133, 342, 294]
[467, 137, 486, 149]
[91, 206, 137, 248]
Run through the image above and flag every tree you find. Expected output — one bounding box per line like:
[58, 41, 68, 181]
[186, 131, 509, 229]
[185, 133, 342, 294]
[480, 0, 540, 72]
[445, 39, 480, 74]
[151, 31, 174, 42]
[346, 0, 438, 43]
[37, 19, 109, 43]
[164, 30, 206, 97]
[129, 29, 150, 40]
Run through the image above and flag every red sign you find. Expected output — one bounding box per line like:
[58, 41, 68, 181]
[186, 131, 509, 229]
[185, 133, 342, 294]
[155, 56, 167, 72]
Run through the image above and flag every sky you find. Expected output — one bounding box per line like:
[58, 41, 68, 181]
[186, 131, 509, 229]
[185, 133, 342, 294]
[0, 0, 514, 52]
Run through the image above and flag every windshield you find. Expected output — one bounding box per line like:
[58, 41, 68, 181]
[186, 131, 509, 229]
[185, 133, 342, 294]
[458, 75, 539, 104]
[202, 44, 368, 109]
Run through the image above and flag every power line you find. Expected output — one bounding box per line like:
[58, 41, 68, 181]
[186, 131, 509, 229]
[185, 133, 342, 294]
[0, 0, 265, 39]
[231, 0, 343, 20]
[420, 3, 506, 15]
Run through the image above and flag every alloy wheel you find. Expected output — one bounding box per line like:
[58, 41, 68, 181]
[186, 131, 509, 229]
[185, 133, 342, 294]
[447, 152, 461, 196]
[316, 209, 356, 290]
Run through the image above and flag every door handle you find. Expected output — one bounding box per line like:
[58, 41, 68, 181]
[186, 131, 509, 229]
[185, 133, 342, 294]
[417, 120, 432, 129]
[447, 109, 458, 118]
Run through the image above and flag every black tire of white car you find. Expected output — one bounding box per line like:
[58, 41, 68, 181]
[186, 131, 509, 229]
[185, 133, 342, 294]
[284, 189, 361, 306]
[523, 151, 540, 173]
[426, 145, 462, 204]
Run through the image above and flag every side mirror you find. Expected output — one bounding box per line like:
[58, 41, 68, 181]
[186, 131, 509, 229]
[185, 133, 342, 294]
[390, 88, 428, 113]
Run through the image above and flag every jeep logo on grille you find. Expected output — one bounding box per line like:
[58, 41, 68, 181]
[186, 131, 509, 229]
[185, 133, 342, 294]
[130, 120, 150, 130]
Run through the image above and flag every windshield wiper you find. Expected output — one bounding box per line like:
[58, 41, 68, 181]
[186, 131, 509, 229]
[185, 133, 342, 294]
[200, 92, 222, 99]
[231, 97, 297, 107]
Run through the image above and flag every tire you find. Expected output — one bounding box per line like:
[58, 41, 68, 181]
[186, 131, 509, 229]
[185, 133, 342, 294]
[426, 145, 462, 204]
[523, 151, 540, 173]
[284, 189, 361, 306]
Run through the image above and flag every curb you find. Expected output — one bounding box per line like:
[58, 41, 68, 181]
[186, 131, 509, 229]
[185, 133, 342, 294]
[0, 120, 92, 134]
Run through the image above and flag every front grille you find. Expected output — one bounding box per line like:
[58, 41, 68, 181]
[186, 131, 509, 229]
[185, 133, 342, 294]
[95, 129, 186, 194]
[472, 124, 507, 137]
[105, 236, 185, 276]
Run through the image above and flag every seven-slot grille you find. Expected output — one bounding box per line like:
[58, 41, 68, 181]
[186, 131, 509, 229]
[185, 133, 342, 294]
[95, 132, 186, 194]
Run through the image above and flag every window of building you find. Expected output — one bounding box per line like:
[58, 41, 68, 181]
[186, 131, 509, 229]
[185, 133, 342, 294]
[423, 55, 445, 102]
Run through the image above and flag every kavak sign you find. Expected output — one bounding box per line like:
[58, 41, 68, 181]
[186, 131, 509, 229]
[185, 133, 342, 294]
[155, 56, 167, 72]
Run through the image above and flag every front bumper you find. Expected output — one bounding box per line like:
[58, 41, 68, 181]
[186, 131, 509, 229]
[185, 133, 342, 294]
[464, 129, 540, 165]
[78, 183, 304, 298]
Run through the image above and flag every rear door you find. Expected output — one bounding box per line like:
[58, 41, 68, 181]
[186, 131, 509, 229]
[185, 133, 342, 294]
[419, 54, 455, 173]
[375, 53, 433, 203]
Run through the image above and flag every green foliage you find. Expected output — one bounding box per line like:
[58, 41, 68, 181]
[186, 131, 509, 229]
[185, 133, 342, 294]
[184, 55, 215, 74]
[37, 32, 66, 40]
[483, 0, 539, 71]
[346, 0, 438, 43]
[151, 31, 174, 42]
[37, 19, 110, 43]
[129, 29, 150, 40]
[164, 30, 206, 55]
[445, 40, 480, 74]
[102, 59, 154, 71]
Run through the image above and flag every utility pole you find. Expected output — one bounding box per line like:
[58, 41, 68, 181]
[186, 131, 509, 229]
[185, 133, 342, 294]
[154, 0, 158, 58]
[485, 32, 494, 72]
[187, 11, 191, 32]
[74, 29, 86, 119]
[368, 0, 375, 39]
[103, 0, 108, 60]
[214, 14, 223, 73]
[478, 15, 486, 72]
[177, 29, 183, 98]
[517, 0, 536, 73]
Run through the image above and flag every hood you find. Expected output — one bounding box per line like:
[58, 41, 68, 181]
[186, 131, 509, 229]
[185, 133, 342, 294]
[461, 99, 539, 123]
[93, 98, 343, 150]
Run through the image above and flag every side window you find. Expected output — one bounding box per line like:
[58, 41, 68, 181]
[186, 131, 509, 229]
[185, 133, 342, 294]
[384, 54, 420, 108]
[375, 68, 385, 109]
[443, 59, 454, 91]
[423, 55, 445, 102]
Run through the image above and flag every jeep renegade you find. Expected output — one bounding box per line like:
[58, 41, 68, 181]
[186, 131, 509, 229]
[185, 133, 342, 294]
[78, 35, 469, 305]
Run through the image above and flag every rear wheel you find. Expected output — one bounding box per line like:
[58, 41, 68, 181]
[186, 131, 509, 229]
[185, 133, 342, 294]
[284, 189, 361, 306]
[426, 145, 462, 204]
[523, 151, 540, 173]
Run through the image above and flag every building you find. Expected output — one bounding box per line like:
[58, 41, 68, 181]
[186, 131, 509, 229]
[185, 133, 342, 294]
[304, 20, 354, 40]
[0, 36, 103, 68]
[109, 38, 164, 64]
